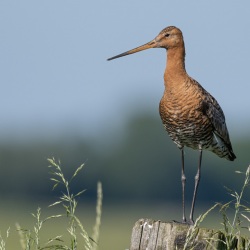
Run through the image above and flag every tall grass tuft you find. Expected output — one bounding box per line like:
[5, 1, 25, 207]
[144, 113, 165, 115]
[16, 157, 102, 250]
[217, 165, 250, 249]
[182, 165, 250, 250]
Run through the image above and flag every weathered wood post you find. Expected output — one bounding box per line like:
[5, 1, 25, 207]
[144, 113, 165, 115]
[129, 218, 227, 250]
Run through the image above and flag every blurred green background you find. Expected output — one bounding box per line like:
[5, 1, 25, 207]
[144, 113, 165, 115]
[0, 112, 249, 249]
[0, 111, 248, 203]
[1, 0, 250, 249]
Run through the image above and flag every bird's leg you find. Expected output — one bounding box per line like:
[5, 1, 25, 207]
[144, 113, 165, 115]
[189, 149, 202, 224]
[181, 148, 186, 223]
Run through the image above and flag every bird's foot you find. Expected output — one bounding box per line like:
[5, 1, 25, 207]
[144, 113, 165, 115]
[189, 219, 195, 225]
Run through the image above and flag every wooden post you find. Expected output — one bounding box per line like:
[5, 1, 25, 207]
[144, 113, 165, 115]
[129, 218, 228, 250]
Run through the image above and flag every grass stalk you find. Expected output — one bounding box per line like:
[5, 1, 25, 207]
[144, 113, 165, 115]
[15, 157, 102, 250]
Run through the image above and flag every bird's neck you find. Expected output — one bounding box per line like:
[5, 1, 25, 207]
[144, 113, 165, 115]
[164, 46, 187, 86]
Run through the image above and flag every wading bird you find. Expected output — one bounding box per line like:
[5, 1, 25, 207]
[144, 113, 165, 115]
[107, 26, 236, 224]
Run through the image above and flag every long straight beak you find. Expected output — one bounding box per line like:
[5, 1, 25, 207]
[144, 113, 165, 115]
[107, 39, 157, 61]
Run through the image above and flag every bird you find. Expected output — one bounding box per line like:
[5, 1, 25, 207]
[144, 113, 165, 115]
[107, 26, 236, 224]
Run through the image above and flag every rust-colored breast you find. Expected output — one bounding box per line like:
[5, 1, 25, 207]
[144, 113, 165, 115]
[159, 77, 235, 160]
[159, 78, 211, 148]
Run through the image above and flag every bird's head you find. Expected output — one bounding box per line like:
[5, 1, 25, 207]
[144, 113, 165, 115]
[107, 26, 184, 61]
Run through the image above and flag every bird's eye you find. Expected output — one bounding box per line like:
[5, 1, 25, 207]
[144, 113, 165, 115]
[165, 33, 170, 37]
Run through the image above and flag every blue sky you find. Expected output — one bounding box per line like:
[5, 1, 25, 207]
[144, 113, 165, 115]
[0, 1, 249, 142]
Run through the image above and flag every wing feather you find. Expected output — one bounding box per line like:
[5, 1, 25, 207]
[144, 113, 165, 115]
[202, 92, 232, 148]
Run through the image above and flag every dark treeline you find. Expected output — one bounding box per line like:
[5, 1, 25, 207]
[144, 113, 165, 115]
[0, 113, 248, 205]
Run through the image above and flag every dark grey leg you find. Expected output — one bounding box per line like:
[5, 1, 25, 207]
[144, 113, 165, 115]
[190, 149, 202, 224]
[181, 148, 186, 223]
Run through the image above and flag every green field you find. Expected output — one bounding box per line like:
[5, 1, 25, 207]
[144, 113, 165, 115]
[0, 199, 225, 249]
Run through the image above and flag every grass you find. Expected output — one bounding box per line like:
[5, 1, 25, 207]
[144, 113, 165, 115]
[182, 203, 219, 250]
[0, 228, 10, 250]
[217, 165, 250, 249]
[0, 159, 250, 249]
[15, 158, 103, 250]
[181, 165, 250, 250]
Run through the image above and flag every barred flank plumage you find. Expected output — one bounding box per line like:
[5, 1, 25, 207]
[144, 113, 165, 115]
[159, 76, 236, 161]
